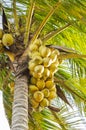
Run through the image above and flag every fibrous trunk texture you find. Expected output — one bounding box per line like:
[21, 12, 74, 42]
[11, 74, 28, 130]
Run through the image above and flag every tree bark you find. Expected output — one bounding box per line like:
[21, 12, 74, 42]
[11, 75, 28, 130]
[11, 58, 29, 130]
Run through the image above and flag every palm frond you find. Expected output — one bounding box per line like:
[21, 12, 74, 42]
[24, 0, 35, 46]
[68, 58, 86, 78]
[12, 0, 19, 34]
[42, 23, 71, 42]
[29, 105, 86, 130]
[3, 85, 13, 125]
[30, 1, 61, 43]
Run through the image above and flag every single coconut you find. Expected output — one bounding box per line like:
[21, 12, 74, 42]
[2, 33, 14, 46]
[33, 91, 44, 102]
[36, 80, 45, 90]
[40, 98, 49, 107]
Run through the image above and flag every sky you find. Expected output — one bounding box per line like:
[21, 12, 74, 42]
[0, 91, 10, 130]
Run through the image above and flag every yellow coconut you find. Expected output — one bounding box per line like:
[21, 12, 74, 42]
[49, 53, 57, 63]
[34, 38, 42, 47]
[34, 65, 44, 74]
[32, 72, 42, 79]
[45, 80, 55, 89]
[29, 43, 38, 51]
[2, 33, 14, 46]
[33, 91, 44, 102]
[31, 99, 39, 108]
[42, 88, 50, 97]
[30, 77, 37, 85]
[43, 57, 52, 67]
[28, 61, 37, 71]
[53, 60, 59, 67]
[33, 56, 43, 65]
[29, 85, 39, 92]
[48, 71, 54, 79]
[48, 91, 57, 99]
[49, 85, 56, 92]
[40, 98, 49, 107]
[39, 45, 51, 57]
[31, 51, 41, 58]
[52, 49, 60, 55]
[36, 80, 45, 90]
[42, 68, 50, 80]
[49, 63, 58, 73]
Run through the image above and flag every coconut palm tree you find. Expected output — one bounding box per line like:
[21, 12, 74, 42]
[0, 0, 86, 130]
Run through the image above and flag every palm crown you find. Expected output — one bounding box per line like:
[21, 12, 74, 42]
[0, 0, 86, 130]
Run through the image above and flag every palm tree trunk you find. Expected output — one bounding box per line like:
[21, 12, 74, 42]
[11, 75, 28, 130]
[11, 58, 29, 130]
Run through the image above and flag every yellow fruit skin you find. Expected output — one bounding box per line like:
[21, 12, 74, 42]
[29, 85, 39, 92]
[43, 57, 52, 67]
[48, 71, 54, 79]
[33, 91, 44, 102]
[39, 46, 51, 57]
[31, 51, 40, 58]
[49, 85, 56, 92]
[54, 60, 59, 67]
[34, 38, 42, 47]
[48, 91, 57, 100]
[36, 80, 45, 90]
[34, 65, 44, 74]
[45, 80, 55, 89]
[28, 42, 60, 110]
[33, 56, 43, 65]
[42, 88, 50, 97]
[47, 48, 51, 57]
[2, 34, 14, 46]
[40, 98, 49, 107]
[30, 77, 37, 85]
[0, 29, 3, 39]
[42, 68, 50, 80]
[29, 43, 38, 51]
[32, 72, 42, 79]
[49, 63, 58, 73]
[49, 53, 57, 63]
[52, 49, 60, 55]
[31, 99, 39, 108]
[28, 61, 36, 71]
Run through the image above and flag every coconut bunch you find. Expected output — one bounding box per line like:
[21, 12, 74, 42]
[28, 39, 60, 111]
[0, 28, 14, 50]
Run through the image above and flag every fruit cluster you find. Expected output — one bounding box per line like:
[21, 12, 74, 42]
[0, 28, 14, 51]
[28, 39, 60, 111]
